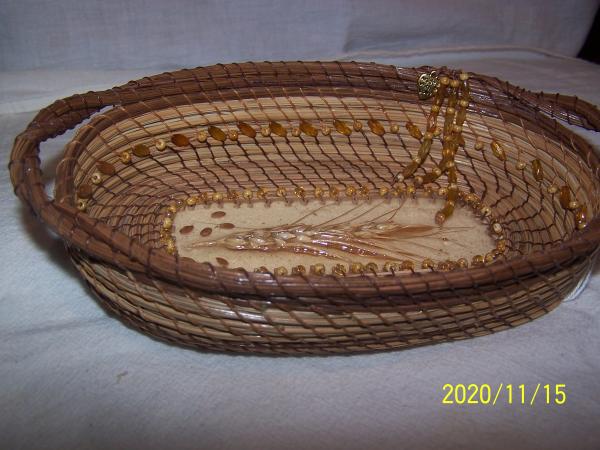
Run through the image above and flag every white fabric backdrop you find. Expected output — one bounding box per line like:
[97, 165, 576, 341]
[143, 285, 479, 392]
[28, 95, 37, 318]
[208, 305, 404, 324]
[2, 1, 600, 449]
[1, 0, 598, 70]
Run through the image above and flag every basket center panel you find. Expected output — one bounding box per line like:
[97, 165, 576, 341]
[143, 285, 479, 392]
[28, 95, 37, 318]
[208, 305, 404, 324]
[173, 196, 495, 274]
[70, 94, 598, 273]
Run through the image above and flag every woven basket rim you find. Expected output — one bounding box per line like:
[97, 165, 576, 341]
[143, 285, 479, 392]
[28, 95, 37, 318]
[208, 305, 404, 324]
[10, 61, 600, 299]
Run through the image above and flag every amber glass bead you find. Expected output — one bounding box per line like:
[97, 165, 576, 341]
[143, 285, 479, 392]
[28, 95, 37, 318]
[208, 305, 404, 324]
[77, 184, 93, 199]
[292, 265, 307, 275]
[332, 264, 347, 275]
[575, 205, 588, 229]
[496, 239, 507, 252]
[349, 262, 364, 273]
[471, 255, 484, 266]
[165, 240, 176, 255]
[256, 187, 268, 199]
[490, 140, 507, 161]
[367, 119, 385, 136]
[383, 262, 400, 272]
[269, 121, 287, 138]
[364, 262, 378, 272]
[132, 144, 150, 157]
[400, 260, 414, 271]
[206, 126, 226, 142]
[119, 151, 131, 164]
[421, 258, 434, 269]
[531, 159, 544, 182]
[559, 186, 571, 209]
[455, 108, 467, 126]
[299, 120, 318, 137]
[97, 161, 116, 176]
[310, 264, 326, 275]
[237, 122, 257, 138]
[333, 119, 352, 136]
[405, 121, 423, 140]
[171, 134, 190, 147]
[274, 266, 288, 276]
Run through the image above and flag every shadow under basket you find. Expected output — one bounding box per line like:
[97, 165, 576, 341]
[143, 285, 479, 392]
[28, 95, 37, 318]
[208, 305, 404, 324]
[10, 62, 600, 355]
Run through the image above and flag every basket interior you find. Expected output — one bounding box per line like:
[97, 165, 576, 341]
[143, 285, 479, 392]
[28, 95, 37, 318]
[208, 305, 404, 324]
[61, 85, 600, 274]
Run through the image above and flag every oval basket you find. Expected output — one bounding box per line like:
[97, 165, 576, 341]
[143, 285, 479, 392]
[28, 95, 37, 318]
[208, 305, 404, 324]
[10, 61, 600, 355]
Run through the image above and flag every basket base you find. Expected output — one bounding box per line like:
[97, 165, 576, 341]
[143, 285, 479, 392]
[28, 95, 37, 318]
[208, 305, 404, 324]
[67, 247, 591, 355]
[174, 196, 495, 274]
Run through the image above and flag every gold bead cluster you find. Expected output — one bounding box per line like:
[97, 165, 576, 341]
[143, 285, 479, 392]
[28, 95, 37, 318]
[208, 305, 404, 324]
[400, 70, 589, 231]
[396, 72, 473, 226]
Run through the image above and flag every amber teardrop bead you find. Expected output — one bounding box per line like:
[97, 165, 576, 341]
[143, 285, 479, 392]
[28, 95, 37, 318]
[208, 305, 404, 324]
[97, 161, 116, 176]
[171, 134, 190, 147]
[367, 119, 385, 136]
[237, 122, 256, 138]
[559, 186, 571, 209]
[208, 126, 227, 142]
[405, 122, 423, 140]
[333, 119, 352, 136]
[269, 121, 287, 138]
[531, 159, 544, 182]
[77, 184, 94, 199]
[132, 144, 150, 157]
[299, 121, 318, 137]
[490, 140, 507, 161]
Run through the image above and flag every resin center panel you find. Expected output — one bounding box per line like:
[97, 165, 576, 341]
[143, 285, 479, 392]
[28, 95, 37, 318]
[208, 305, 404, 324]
[174, 197, 495, 274]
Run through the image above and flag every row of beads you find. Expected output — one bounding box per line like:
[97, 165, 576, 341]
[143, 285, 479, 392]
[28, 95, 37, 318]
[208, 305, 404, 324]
[113, 119, 413, 165]
[155, 183, 504, 210]
[257, 251, 504, 277]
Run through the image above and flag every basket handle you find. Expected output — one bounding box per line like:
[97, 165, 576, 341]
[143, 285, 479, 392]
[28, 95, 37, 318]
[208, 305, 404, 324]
[9, 89, 174, 275]
[473, 73, 600, 132]
[10, 91, 114, 222]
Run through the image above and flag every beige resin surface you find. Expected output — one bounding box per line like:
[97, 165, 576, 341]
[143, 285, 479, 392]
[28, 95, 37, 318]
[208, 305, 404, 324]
[174, 196, 495, 273]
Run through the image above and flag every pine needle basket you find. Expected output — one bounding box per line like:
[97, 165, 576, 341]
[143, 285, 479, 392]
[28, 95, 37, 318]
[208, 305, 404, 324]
[10, 61, 600, 355]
